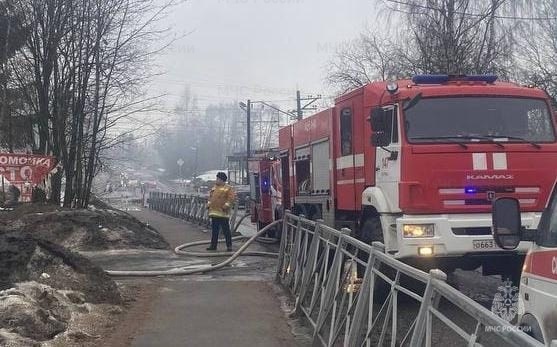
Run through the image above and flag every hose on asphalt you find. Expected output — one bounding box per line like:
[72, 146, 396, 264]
[106, 219, 282, 277]
[174, 212, 279, 257]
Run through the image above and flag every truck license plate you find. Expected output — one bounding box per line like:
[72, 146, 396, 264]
[472, 239, 497, 250]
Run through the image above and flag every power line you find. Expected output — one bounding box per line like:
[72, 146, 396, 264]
[152, 77, 297, 95]
[383, 0, 557, 21]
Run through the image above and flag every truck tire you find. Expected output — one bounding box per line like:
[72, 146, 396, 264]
[258, 220, 278, 238]
[357, 216, 391, 303]
[520, 314, 544, 343]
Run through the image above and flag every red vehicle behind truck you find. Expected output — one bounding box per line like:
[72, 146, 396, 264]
[248, 154, 282, 236]
[269, 74, 557, 279]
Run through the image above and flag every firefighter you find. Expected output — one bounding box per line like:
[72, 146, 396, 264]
[206, 172, 236, 251]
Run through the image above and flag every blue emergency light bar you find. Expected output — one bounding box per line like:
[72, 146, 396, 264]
[412, 74, 498, 84]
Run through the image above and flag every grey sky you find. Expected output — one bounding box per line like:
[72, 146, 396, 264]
[150, 0, 377, 111]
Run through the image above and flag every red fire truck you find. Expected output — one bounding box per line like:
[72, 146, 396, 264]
[276, 74, 557, 278]
[248, 154, 282, 236]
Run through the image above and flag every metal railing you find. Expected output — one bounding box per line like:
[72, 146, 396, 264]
[276, 212, 543, 347]
[148, 191, 240, 228]
[145, 193, 542, 347]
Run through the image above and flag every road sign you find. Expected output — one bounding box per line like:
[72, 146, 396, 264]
[177, 158, 184, 167]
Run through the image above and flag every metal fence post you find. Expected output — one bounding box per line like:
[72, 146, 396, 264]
[313, 228, 350, 343]
[294, 222, 322, 314]
[286, 216, 303, 289]
[275, 211, 290, 283]
[410, 269, 447, 347]
[346, 243, 376, 347]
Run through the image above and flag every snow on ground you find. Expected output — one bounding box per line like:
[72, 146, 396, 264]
[0, 201, 168, 346]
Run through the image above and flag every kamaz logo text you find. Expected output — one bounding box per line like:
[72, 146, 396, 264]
[466, 174, 514, 180]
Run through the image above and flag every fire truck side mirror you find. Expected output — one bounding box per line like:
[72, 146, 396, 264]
[492, 197, 522, 250]
[370, 107, 391, 147]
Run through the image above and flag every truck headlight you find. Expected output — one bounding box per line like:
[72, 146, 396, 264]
[403, 224, 434, 238]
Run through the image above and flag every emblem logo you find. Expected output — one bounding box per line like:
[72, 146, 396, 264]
[486, 191, 496, 201]
[491, 279, 519, 322]
[552, 257, 557, 275]
[466, 174, 514, 180]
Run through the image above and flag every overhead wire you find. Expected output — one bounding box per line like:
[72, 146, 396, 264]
[382, 0, 557, 21]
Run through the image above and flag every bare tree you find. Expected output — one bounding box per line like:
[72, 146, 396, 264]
[326, 31, 404, 92]
[513, 1, 557, 103]
[154, 89, 253, 179]
[397, 0, 512, 75]
[327, 0, 514, 91]
[8, 0, 176, 207]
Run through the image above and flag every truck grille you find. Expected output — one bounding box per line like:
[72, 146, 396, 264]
[439, 186, 539, 207]
[452, 227, 492, 235]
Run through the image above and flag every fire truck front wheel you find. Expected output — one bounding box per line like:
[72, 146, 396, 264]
[359, 216, 383, 245]
[357, 216, 391, 303]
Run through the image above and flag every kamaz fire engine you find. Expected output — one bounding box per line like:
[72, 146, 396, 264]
[272, 74, 557, 278]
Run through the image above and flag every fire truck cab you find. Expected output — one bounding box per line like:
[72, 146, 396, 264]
[279, 74, 557, 278]
[493, 183, 557, 344]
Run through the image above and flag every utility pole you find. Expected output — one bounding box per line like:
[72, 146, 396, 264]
[246, 99, 251, 181]
[296, 90, 322, 121]
[296, 90, 302, 120]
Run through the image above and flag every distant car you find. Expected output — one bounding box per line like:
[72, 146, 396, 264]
[142, 180, 157, 190]
[197, 184, 211, 195]
[194, 170, 227, 183]
[234, 185, 250, 208]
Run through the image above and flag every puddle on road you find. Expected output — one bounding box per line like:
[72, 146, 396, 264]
[271, 283, 313, 346]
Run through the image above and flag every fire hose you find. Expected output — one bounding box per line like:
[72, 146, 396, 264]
[106, 215, 281, 277]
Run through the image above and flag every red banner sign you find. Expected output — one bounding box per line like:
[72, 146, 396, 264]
[0, 153, 57, 184]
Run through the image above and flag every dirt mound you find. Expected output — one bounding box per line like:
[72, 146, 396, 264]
[0, 231, 121, 304]
[0, 201, 169, 346]
[0, 203, 169, 251]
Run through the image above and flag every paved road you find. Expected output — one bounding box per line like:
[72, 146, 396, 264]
[90, 205, 510, 347]
[96, 208, 308, 347]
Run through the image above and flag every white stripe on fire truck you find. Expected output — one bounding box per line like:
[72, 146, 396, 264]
[337, 178, 365, 185]
[443, 199, 536, 206]
[472, 153, 487, 170]
[493, 153, 508, 170]
[519, 199, 536, 205]
[439, 188, 464, 194]
[515, 187, 540, 193]
[440, 187, 539, 195]
[443, 200, 465, 206]
[336, 154, 364, 169]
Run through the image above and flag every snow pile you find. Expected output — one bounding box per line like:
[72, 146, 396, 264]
[0, 203, 170, 346]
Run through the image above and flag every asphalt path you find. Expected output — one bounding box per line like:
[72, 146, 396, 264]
[93, 207, 310, 347]
[88, 203, 514, 347]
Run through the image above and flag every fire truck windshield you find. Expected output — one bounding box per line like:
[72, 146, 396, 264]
[404, 97, 555, 144]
